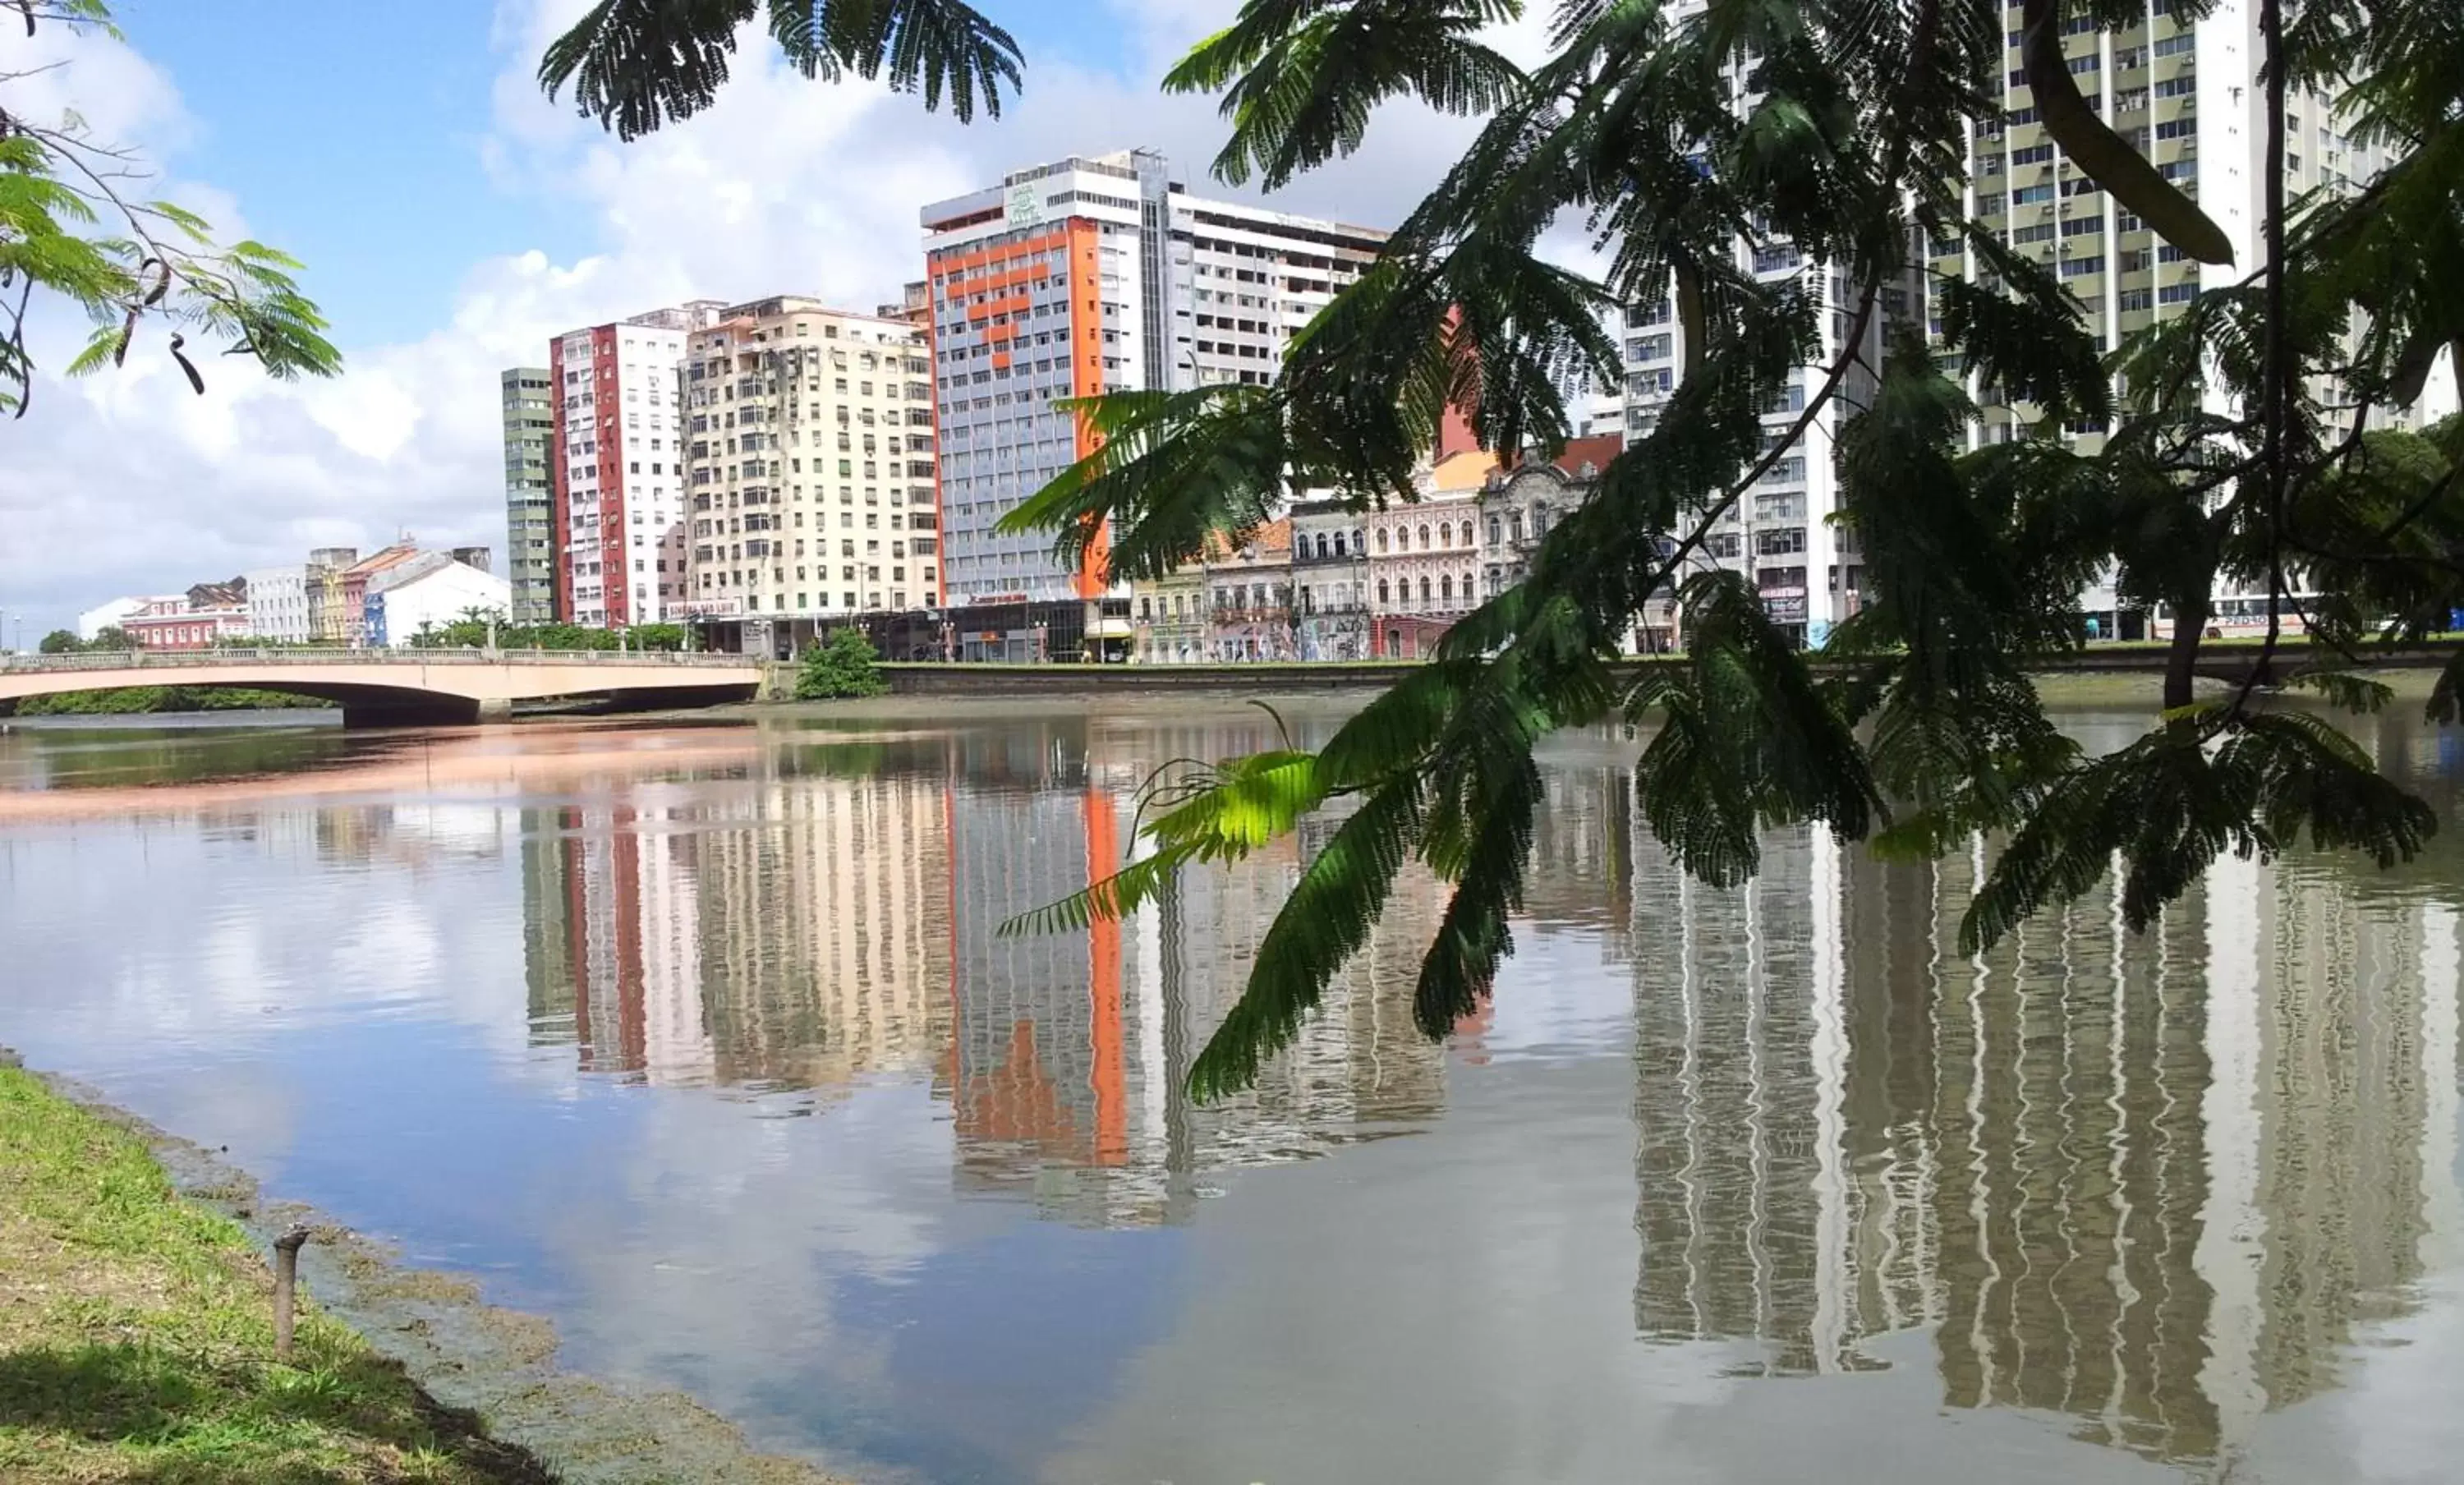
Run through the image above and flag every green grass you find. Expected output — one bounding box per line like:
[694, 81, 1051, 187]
[0, 1064, 554, 1484]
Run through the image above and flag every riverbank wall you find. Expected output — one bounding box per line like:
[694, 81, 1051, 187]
[757, 639, 2464, 700]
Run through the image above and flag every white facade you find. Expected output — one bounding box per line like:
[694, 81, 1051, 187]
[680, 297, 935, 622]
[2425, 347, 2461, 425]
[922, 149, 1386, 605]
[77, 595, 168, 642]
[242, 565, 312, 643]
[363, 556, 514, 647]
[551, 301, 724, 629]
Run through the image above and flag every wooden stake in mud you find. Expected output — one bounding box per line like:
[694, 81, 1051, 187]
[272, 1225, 310, 1361]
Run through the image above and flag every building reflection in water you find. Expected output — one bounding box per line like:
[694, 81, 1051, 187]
[500, 714, 2464, 1472]
[1628, 803, 2464, 1470]
[515, 720, 1450, 1228]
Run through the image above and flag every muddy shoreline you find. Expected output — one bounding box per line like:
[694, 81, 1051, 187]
[4, 1047, 855, 1485]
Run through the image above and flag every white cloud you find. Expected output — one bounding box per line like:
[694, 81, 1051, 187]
[0, 0, 1511, 640]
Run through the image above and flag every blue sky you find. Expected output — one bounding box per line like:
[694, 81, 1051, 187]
[113, 0, 1145, 346]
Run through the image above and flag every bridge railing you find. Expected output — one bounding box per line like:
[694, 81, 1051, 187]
[0, 647, 762, 674]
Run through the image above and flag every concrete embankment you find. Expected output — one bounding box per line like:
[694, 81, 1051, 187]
[750, 640, 2464, 700]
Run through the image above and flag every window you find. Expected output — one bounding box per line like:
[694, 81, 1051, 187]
[2154, 75, 2197, 99]
[2011, 144, 2054, 167]
[1377, 528, 1391, 554]
[2013, 183, 2056, 205]
[1377, 578, 1391, 605]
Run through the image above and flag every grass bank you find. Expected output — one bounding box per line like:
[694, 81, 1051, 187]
[0, 1060, 553, 1484]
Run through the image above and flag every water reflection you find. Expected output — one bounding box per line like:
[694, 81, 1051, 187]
[1626, 820, 2462, 1470]
[487, 719, 1451, 1233]
[3, 704, 2462, 1481]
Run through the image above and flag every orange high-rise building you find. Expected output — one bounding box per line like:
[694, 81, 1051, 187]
[919, 150, 1386, 609]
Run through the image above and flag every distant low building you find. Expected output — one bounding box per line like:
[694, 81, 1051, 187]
[1363, 449, 1494, 658]
[1129, 565, 1207, 664]
[1289, 499, 1369, 661]
[1204, 519, 1295, 661]
[77, 595, 173, 643]
[243, 565, 314, 643]
[363, 552, 514, 647]
[124, 590, 249, 651]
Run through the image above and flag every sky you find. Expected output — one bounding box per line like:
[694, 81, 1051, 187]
[0, 0, 1533, 642]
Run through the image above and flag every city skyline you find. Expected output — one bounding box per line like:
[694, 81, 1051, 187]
[0, 1, 1489, 641]
[11, 5, 2458, 643]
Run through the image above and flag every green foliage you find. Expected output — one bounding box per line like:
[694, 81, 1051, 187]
[36, 629, 80, 654]
[2, 4, 338, 419]
[540, 0, 1024, 139]
[563, 0, 2464, 1097]
[10, 687, 326, 716]
[794, 628, 889, 699]
[88, 626, 132, 652]
[626, 622, 689, 652]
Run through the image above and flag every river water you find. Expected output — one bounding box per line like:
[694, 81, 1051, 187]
[4, 698, 2463, 1483]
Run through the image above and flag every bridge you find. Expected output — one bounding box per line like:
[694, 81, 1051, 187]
[0, 649, 766, 727]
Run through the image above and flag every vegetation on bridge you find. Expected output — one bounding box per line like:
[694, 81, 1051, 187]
[5, 687, 327, 718]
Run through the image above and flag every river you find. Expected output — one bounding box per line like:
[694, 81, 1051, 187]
[3, 697, 2462, 1483]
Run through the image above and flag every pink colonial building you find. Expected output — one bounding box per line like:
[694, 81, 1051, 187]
[1361, 449, 1496, 659]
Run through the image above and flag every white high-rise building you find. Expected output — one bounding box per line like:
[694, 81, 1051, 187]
[920, 149, 1387, 605]
[549, 301, 724, 628]
[678, 297, 936, 629]
[1613, 4, 2388, 646]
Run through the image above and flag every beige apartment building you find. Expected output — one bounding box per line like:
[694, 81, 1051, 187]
[682, 297, 939, 642]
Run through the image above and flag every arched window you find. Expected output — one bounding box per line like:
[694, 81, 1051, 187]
[1377, 578, 1391, 605]
[1487, 515, 1502, 545]
[1441, 573, 1454, 602]
[1533, 504, 1549, 535]
[1420, 575, 1433, 603]
[1377, 527, 1391, 554]
[1418, 523, 1432, 550]
[1335, 531, 1349, 557]
[1437, 522, 1452, 549]
[1316, 531, 1331, 559]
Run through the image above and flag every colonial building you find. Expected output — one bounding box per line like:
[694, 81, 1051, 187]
[1475, 435, 1628, 637]
[1203, 518, 1295, 661]
[1363, 449, 1495, 658]
[1289, 499, 1369, 661]
[1130, 564, 1207, 664]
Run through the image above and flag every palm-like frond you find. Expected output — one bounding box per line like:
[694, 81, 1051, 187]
[996, 386, 1289, 582]
[542, 0, 1021, 139]
[1168, 0, 1529, 190]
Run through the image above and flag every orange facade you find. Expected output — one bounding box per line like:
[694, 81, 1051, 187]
[923, 216, 1115, 604]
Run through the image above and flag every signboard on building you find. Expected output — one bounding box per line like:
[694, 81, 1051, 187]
[1005, 182, 1044, 228]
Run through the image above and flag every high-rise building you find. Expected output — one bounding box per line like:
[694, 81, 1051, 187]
[499, 367, 556, 624]
[548, 301, 724, 628]
[920, 149, 1387, 606]
[678, 297, 936, 630]
[1611, 4, 2388, 646]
